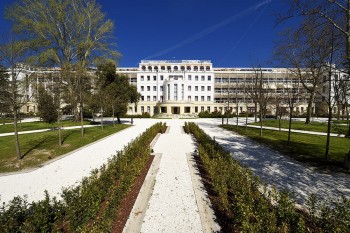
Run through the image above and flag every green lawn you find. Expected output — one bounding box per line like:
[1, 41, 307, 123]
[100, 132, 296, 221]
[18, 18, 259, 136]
[249, 119, 349, 135]
[221, 124, 350, 172]
[0, 124, 129, 173]
[0, 120, 93, 134]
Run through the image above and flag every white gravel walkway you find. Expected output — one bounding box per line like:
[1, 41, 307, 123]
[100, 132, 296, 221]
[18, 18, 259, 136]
[140, 120, 203, 233]
[195, 118, 350, 205]
[0, 120, 157, 204]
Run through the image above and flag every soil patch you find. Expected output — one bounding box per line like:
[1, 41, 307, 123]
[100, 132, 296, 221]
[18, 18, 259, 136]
[111, 155, 155, 233]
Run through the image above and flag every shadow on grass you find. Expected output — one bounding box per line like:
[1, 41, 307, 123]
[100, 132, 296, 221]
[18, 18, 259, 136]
[21, 136, 50, 159]
[61, 131, 74, 145]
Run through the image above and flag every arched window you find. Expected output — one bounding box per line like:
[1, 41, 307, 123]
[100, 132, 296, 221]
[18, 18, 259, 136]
[187, 66, 191, 71]
[194, 66, 198, 71]
[141, 66, 146, 70]
[167, 66, 171, 70]
[154, 66, 159, 71]
[161, 66, 165, 70]
[206, 66, 210, 71]
[181, 66, 185, 71]
[200, 66, 204, 71]
[174, 66, 178, 71]
[148, 66, 152, 71]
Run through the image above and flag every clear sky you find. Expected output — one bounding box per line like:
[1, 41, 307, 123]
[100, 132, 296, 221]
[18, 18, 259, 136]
[0, 0, 294, 68]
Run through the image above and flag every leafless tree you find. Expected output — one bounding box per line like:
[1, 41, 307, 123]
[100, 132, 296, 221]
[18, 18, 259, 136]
[280, 0, 350, 134]
[0, 31, 32, 160]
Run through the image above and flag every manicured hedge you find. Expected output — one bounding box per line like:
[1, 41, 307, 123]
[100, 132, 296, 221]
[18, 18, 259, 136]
[0, 122, 167, 232]
[185, 122, 350, 232]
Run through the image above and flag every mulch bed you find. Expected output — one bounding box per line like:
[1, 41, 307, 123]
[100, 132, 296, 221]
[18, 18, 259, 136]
[110, 155, 155, 233]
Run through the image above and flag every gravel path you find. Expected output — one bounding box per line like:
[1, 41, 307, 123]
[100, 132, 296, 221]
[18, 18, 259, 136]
[196, 118, 350, 205]
[140, 120, 203, 233]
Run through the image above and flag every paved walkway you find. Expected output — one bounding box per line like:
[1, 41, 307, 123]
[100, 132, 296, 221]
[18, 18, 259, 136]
[140, 120, 203, 233]
[0, 120, 157, 204]
[195, 118, 350, 205]
[245, 124, 346, 137]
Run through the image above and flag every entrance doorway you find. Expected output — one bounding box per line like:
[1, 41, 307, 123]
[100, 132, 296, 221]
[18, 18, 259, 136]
[172, 107, 180, 114]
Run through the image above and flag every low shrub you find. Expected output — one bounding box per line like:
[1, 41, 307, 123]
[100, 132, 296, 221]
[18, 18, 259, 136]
[186, 122, 350, 232]
[0, 122, 166, 232]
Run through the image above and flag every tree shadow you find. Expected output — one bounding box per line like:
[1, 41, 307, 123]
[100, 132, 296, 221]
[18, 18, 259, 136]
[61, 131, 73, 144]
[21, 136, 49, 159]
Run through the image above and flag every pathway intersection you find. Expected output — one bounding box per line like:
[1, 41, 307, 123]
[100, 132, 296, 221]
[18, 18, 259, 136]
[0, 118, 349, 231]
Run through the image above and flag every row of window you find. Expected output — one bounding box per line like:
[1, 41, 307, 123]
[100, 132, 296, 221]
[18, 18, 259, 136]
[139, 75, 212, 82]
[215, 78, 301, 84]
[140, 85, 212, 92]
[141, 65, 211, 71]
[140, 95, 212, 102]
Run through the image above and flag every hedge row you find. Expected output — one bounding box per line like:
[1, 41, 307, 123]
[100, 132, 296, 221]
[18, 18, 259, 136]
[184, 122, 350, 232]
[0, 122, 167, 232]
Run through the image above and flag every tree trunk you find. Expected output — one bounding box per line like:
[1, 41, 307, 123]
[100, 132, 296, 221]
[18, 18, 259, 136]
[305, 91, 315, 124]
[288, 107, 293, 145]
[101, 107, 104, 130]
[112, 105, 115, 127]
[260, 110, 263, 137]
[117, 115, 121, 124]
[254, 102, 257, 123]
[13, 109, 21, 160]
[279, 116, 282, 131]
[325, 106, 332, 161]
[80, 105, 84, 137]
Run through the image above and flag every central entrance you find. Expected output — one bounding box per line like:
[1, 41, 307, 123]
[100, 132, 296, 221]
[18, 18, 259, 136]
[172, 107, 180, 114]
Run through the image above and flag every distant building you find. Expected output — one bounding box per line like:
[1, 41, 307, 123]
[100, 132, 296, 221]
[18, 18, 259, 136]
[5, 60, 349, 118]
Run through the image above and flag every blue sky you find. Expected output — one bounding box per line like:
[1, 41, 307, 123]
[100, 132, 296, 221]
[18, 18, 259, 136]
[0, 0, 294, 68]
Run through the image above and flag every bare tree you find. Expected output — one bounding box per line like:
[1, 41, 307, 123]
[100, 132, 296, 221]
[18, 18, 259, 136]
[274, 21, 332, 124]
[281, 0, 350, 134]
[0, 31, 32, 160]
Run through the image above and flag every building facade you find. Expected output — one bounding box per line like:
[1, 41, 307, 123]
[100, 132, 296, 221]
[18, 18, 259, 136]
[118, 60, 314, 117]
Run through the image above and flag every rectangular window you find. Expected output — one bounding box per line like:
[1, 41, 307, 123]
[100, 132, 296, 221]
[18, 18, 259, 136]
[195, 75, 198, 81]
[195, 86, 198, 91]
[207, 86, 211, 91]
[207, 106, 210, 112]
[188, 75, 192, 81]
[167, 84, 170, 100]
[201, 106, 204, 112]
[201, 86, 204, 91]
[201, 76, 205, 81]
[140, 76, 144, 81]
[147, 96, 150, 101]
[207, 96, 211, 101]
[208, 76, 211, 81]
[147, 86, 150, 91]
[153, 86, 157, 91]
[201, 96, 204, 101]
[141, 86, 144, 91]
[141, 106, 144, 113]
[153, 96, 157, 101]
[153, 76, 156, 81]
[188, 96, 191, 101]
[160, 75, 164, 81]
[195, 106, 198, 113]
[195, 96, 198, 101]
[147, 76, 150, 81]
[141, 96, 144, 101]
[188, 85, 191, 91]
[174, 84, 178, 101]
[147, 106, 150, 112]
[160, 86, 163, 91]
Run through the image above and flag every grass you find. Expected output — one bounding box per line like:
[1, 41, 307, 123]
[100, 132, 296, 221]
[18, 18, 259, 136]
[249, 119, 349, 135]
[0, 120, 93, 134]
[0, 124, 129, 173]
[221, 124, 350, 172]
